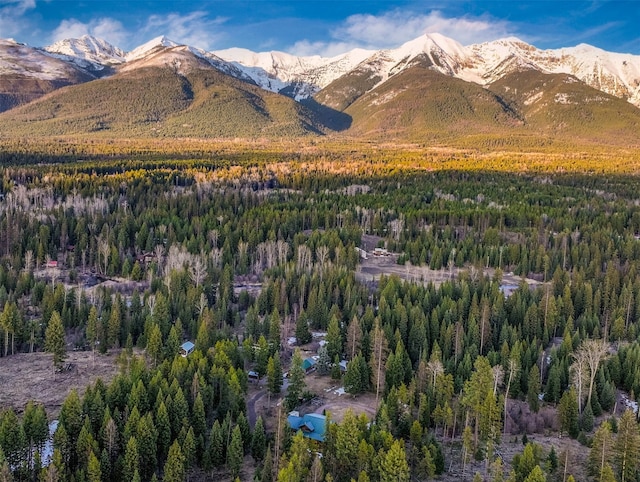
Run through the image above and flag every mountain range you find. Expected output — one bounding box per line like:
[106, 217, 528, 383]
[0, 33, 639, 143]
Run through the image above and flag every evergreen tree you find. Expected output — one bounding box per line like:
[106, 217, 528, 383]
[615, 410, 640, 482]
[523, 465, 546, 482]
[527, 365, 541, 413]
[295, 312, 312, 345]
[182, 427, 196, 471]
[0, 301, 19, 357]
[580, 403, 594, 432]
[379, 440, 409, 482]
[333, 410, 360, 481]
[546, 447, 558, 473]
[146, 324, 163, 367]
[123, 437, 139, 482]
[251, 416, 266, 461]
[86, 306, 98, 358]
[45, 311, 66, 371]
[261, 444, 273, 482]
[245, 305, 260, 340]
[192, 393, 207, 441]
[155, 402, 171, 464]
[316, 345, 331, 376]
[99, 448, 111, 482]
[0, 409, 25, 471]
[346, 315, 363, 361]
[237, 412, 251, 453]
[344, 354, 366, 395]
[208, 420, 224, 468]
[164, 440, 186, 482]
[558, 388, 579, 438]
[87, 451, 101, 482]
[256, 335, 271, 377]
[137, 413, 157, 480]
[227, 426, 243, 479]
[267, 355, 283, 401]
[76, 420, 97, 469]
[286, 349, 306, 410]
[107, 301, 121, 349]
[331, 354, 342, 380]
[23, 402, 48, 461]
[490, 456, 505, 482]
[165, 325, 180, 360]
[59, 389, 83, 445]
[268, 309, 281, 350]
[588, 421, 613, 479]
[326, 315, 342, 361]
[600, 463, 617, 482]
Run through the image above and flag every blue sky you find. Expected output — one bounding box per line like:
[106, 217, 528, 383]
[1, 0, 639, 55]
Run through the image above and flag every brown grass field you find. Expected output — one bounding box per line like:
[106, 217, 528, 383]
[0, 350, 125, 417]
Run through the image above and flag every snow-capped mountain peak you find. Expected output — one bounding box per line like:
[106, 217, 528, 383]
[125, 36, 180, 62]
[213, 45, 374, 99]
[45, 35, 126, 68]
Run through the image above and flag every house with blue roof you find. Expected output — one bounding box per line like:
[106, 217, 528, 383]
[180, 341, 195, 357]
[287, 412, 327, 442]
[302, 357, 317, 374]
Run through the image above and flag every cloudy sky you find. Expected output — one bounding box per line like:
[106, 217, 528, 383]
[1, 0, 639, 55]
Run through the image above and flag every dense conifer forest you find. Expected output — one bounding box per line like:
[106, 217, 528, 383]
[1, 140, 640, 481]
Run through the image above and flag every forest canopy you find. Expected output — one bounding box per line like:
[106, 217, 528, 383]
[0, 138, 639, 481]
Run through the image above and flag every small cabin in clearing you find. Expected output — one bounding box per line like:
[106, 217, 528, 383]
[180, 341, 195, 357]
[248, 371, 260, 382]
[302, 358, 317, 374]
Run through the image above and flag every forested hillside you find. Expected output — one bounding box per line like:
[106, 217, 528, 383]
[0, 140, 640, 481]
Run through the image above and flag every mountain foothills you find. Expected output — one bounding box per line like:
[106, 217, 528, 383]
[0, 33, 640, 142]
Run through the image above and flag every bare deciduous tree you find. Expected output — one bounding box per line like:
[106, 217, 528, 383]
[24, 250, 33, 272]
[210, 248, 223, 268]
[580, 339, 609, 410]
[276, 240, 289, 265]
[98, 235, 110, 275]
[427, 358, 445, 390]
[570, 349, 589, 413]
[492, 365, 504, 396]
[296, 245, 312, 274]
[504, 358, 519, 436]
[316, 245, 330, 271]
[189, 255, 207, 287]
[369, 320, 388, 405]
[208, 229, 219, 248]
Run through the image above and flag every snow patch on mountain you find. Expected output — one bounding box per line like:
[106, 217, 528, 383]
[0, 38, 87, 80]
[125, 36, 179, 62]
[45, 35, 125, 70]
[467, 38, 640, 106]
[213, 47, 373, 100]
[354, 33, 472, 90]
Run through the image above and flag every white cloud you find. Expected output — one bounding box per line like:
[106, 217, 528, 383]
[141, 11, 227, 51]
[51, 17, 128, 47]
[290, 40, 362, 58]
[291, 9, 515, 57]
[0, 0, 36, 39]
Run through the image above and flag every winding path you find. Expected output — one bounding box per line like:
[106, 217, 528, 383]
[247, 388, 266, 427]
